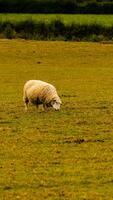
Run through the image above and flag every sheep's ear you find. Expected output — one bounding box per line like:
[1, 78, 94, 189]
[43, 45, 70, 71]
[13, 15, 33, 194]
[60, 100, 62, 104]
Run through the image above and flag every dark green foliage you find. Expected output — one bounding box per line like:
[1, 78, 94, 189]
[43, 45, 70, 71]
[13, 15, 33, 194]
[3, 22, 15, 39]
[0, 0, 113, 14]
[15, 19, 37, 33]
[49, 20, 65, 37]
[0, 19, 113, 41]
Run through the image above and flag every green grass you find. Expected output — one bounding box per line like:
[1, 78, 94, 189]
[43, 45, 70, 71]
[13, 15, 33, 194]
[1, 14, 113, 27]
[1, 40, 113, 199]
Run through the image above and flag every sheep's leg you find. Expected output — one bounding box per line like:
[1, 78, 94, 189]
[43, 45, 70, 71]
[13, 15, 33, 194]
[43, 104, 48, 111]
[36, 104, 39, 109]
[25, 103, 28, 111]
[24, 97, 29, 111]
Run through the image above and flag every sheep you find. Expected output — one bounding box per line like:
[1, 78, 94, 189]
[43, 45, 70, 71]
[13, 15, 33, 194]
[23, 80, 62, 111]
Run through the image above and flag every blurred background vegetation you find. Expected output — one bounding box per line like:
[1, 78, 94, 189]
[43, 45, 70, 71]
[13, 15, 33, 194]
[0, 0, 113, 14]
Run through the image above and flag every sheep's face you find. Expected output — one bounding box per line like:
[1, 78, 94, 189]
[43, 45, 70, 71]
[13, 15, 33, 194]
[51, 100, 61, 111]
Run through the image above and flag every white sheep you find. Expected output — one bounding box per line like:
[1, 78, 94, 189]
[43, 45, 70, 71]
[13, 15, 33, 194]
[23, 80, 62, 111]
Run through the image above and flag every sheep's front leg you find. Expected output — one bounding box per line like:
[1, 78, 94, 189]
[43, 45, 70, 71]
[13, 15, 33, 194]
[43, 104, 48, 111]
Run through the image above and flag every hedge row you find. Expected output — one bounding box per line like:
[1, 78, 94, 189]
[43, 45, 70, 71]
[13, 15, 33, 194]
[0, 0, 113, 14]
[1, 19, 113, 41]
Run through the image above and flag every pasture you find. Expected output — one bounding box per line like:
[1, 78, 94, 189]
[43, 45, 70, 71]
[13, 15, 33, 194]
[1, 39, 113, 199]
[1, 14, 113, 27]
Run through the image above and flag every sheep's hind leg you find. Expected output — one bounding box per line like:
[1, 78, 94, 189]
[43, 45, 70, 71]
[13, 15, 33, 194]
[36, 104, 39, 109]
[24, 98, 29, 111]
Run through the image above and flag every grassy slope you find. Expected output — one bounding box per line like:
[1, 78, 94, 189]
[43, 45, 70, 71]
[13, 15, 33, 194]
[1, 14, 113, 27]
[0, 40, 113, 199]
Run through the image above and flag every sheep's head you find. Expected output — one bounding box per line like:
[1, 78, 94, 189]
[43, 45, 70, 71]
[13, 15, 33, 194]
[51, 99, 62, 111]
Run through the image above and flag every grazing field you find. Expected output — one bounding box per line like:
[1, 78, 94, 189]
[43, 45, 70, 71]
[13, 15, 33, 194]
[1, 14, 113, 27]
[1, 39, 113, 199]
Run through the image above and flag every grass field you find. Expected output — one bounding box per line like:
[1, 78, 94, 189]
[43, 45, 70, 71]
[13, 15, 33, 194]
[1, 39, 113, 199]
[1, 14, 113, 27]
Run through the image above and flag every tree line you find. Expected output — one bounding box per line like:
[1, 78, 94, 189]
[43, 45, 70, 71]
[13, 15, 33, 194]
[0, 0, 113, 14]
